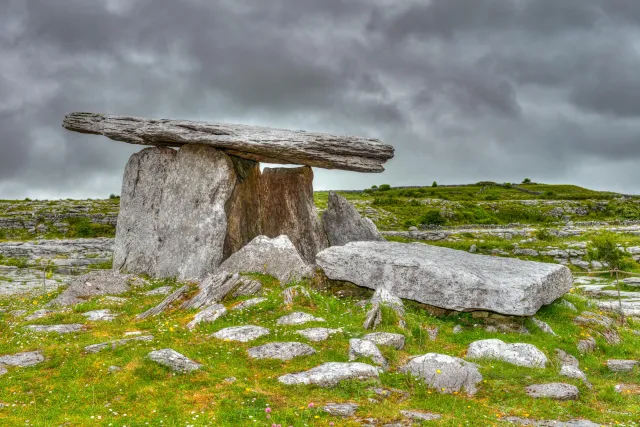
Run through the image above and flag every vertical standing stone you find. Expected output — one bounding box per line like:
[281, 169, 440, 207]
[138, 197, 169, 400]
[259, 166, 328, 263]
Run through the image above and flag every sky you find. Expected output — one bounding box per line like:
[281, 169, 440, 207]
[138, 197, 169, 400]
[1, 0, 640, 199]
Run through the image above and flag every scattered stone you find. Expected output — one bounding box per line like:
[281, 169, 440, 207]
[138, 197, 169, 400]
[211, 325, 270, 342]
[147, 349, 202, 372]
[452, 325, 463, 334]
[316, 241, 572, 316]
[186, 304, 226, 330]
[0, 366, 6, 376]
[323, 402, 359, 417]
[0, 351, 45, 367]
[574, 312, 614, 328]
[24, 309, 56, 321]
[296, 328, 341, 342]
[137, 285, 189, 320]
[181, 272, 242, 310]
[218, 235, 313, 283]
[9, 309, 26, 317]
[276, 312, 325, 325]
[559, 299, 578, 312]
[83, 309, 117, 321]
[322, 192, 384, 247]
[282, 285, 311, 306]
[531, 318, 556, 335]
[47, 270, 139, 307]
[615, 383, 640, 394]
[607, 359, 638, 373]
[370, 288, 405, 316]
[349, 339, 387, 367]
[559, 365, 590, 388]
[400, 410, 442, 422]
[426, 326, 439, 341]
[467, 339, 547, 368]
[502, 416, 601, 426]
[555, 349, 579, 367]
[577, 337, 596, 354]
[400, 353, 483, 396]
[247, 342, 316, 361]
[231, 278, 263, 298]
[84, 335, 154, 353]
[525, 383, 579, 400]
[223, 377, 236, 383]
[145, 286, 174, 296]
[602, 329, 621, 345]
[108, 366, 122, 373]
[232, 298, 267, 311]
[362, 332, 405, 350]
[26, 324, 84, 334]
[363, 304, 382, 330]
[278, 362, 380, 387]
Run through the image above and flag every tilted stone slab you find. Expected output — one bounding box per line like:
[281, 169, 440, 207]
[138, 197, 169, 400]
[316, 241, 573, 316]
[63, 112, 394, 172]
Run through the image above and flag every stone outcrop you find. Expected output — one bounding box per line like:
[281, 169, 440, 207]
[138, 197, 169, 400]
[63, 112, 394, 172]
[316, 241, 573, 316]
[322, 192, 384, 246]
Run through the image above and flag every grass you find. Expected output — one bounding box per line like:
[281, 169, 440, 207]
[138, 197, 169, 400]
[0, 275, 639, 426]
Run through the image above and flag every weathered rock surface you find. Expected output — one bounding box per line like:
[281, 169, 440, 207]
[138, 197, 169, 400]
[400, 410, 442, 422]
[259, 166, 328, 263]
[577, 337, 596, 354]
[137, 285, 189, 320]
[278, 362, 380, 387]
[218, 235, 313, 283]
[0, 351, 45, 367]
[400, 353, 483, 396]
[211, 325, 270, 342]
[83, 309, 117, 321]
[47, 270, 140, 307]
[63, 112, 394, 172]
[503, 416, 601, 426]
[26, 324, 84, 333]
[232, 297, 267, 311]
[467, 339, 548, 368]
[145, 286, 174, 296]
[180, 272, 242, 310]
[24, 309, 57, 321]
[349, 339, 387, 367]
[531, 318, 556, 335]
[316, 241, 572, 316]
[322, 192, 384, 246]
[84, 335, 154, 354]
[186, 304, 227, 330]
[247, 342, 316, 361]
[296, 328, 341, 342]
[362, 332, 405, 350]
[147, 349, 202, 372]
[282, 285, 311, 305]
[276, 312, 325, 325]
[607, 359, 638, 373]
[323, 403, 359, 417]
[525, 383, 579, 400]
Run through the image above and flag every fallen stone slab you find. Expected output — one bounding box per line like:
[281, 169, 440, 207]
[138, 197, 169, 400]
[47, 270, 141, 307]
[322, 192, 384, 246]
[555, 349, 579, 367]
[316, 241, 572, 316]
[137, 285, 189, 320]
[232, 297, 267, 311]
[0, 351, 45, 367]
[83, 309, 118, 321]
[559, 365, 591, 388]
[525, 383, 579, 400]
[607, 359, 638, 373]
[181, 272, 242, 310]
[276, 312, 325, 325]
[278, 362, 380, 387]
[349, 339, 387, 367]
[400, 353, 483, 396]
[218, 235, 313, 284]
[400, 410, 442, 422]
[247, 342, 316, 361]
[211, 325, 270, 342]
[467, 339, 547, 368]
[574, 312, 614, 328]
[84, 335, 154, 354]
[186, 304, 227, 330]
[26, 324, 84, 333]
[147, 348, 202, 372]
[323, 403, 359, 417]
[502, 416, 601, 426]
[362, 332, 405, 350]
[62, 112, 394, 172]
[296, 328, 341, 342]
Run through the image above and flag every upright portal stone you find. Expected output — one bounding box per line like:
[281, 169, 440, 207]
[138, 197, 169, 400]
[259, 167, 328, 263]
[322, 191, 384, 246]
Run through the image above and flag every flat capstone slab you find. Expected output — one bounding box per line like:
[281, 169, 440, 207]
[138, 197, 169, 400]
[0, 351, 45, 367]
[276, 312, 325, 325]
[26, 324, 84, 333]
[211, 325, 270, 343]
[278, 362, 380, 387]
[247, 342, 316, 361]
[147, 348, 202, 372]
[525, 383, 579, 400]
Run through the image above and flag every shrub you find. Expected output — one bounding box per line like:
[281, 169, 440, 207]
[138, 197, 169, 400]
[522, 178, 532, 184]
[371, 196, 401, 206]
[109, 194, 120, 200]
[371, 185, 378, 189]
[419, 210, 446, 226]
[588, 232, 631, 270]
[535, 228, 554, 241]
[432, 181, 438, 188]
[378, 184, 391, 191]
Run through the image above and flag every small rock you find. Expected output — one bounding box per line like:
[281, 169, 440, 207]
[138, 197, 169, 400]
[24, 309, 56, 321]
[186, 304, 226, 330]
[426, 326, 439, 341]
[26, 324, 84, 334]
[223, 377, 236, 383]
[607, 359, 638, 373]
[452, 325, 463, 334]
[555, 349, 579, 367]
[574, 312, 614, 328]
[400, 353, 483, 396]
[323, 402, 359, 417]
[247, 342, 316, 361]
[147, 349, 202, 372]
[349, 339, 387, 367]
[232, 297, 267, 311]
[0, 366, 6, 376]
[145, 286, 174, 296]
[559, 299, 578, 312]
[281, 286, 310, 306]
[83, 309, 117, 321]
[400, 410, 442, 421]
[108, 366, 122, 373]
[211, 325, 270, 342]
[531, 318, 556, 335]
[559, 365, 590, 385]
[362, 332, 405, 350]
[278, 362, 380, 387]
[0, 351, 45, 367]
[296, 328, 341, 342]
[467, 339, 547, 368]
[502, 416, 601, 426]
[362, 303, 382, 330]
[525, 383, 579, 400]
[276, 312, 325, 325]
[577, 337, 596, 354]
[84, 335, 154, 354]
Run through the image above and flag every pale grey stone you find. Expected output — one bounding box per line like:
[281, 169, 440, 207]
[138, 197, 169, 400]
[531, 318, 556, 335]
[84, 335, 154, 354]
[323, 403, 359, 417]
[147, 348, 202, 372]
[370, 288, 405, 316]
[349, 339, 387, 367]
[502, 416, 601, 426]
[400, 353, 483, 396]
[276, 312, 325, 325]
[231, 279, 262, 298]
[218, 235, 313, 284]
[0, 351, 45, 367]
[24, 309, 56, 321]
[607, 359, 638, 373]
[108, 366, 122, 373]
[145, 286, 174, 296]
[137, 285, 189, 320]
[186, 304, 227, 330]
[181, 272, 241, 310]
[83, 309, 117, 321]
[232, 298, 267, 311]
[0, 366, 7, 376]
[574, 312, 614, 328]
[362, 332, 405, 350]
[577, 337, 596, 354]
[322, 192, 384, 246]
[525, 383, 579, 400]
[47, 270, 138, 307]
[278, 362, 380, 387]
[282, 285, 311, 306]
[559, 299, 578, 312]
[211, 325, 270, 342]
[296, 328, 341, 342]
[9, 309, 26, 317]
[555, 349, 579, 368]
[363, 304, 382, 330]
[316, 241, 573, 316]
[400, 410, 442, 421]
[247, 342, 316, 361]
[453, 325, 464, 334]
[560, 365, 588, 382]
[26, 324, 84, 333]
[467, 339, 547, 368]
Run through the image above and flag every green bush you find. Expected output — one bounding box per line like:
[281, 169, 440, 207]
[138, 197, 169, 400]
[432, 181, 438, 188]
[378, 184, 391, 191]
[109, 194, 120, 200]
[419, 210, 446, 226]
[522, 178, 532, 184]
[588, 232, 632, 270]
[371, 196, 401, 206]
[535, 228, 554, 241]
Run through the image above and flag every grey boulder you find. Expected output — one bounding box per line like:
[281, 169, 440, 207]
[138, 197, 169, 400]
[276, 312, 325, 325]
[278, 362, 380, 387]
[322, 192, 384, 246]
[26, 324, 84, 334]
[296, 328, 341, 342]
[607, 359, 638, 373]
[362, 332, 405, 350]
[0, 351, 45, 367]
[467, 339, 547, 368]
[247, 342, 316, 360]
[525, 383, 579, 400]
[316, 241, 572, 316]
[211, 325, 270, 342]
[400, 353, 483, 396]
[147, 348, 202, 372]
[323, 403, 359, 417]
[186, 304, 227, 330]
[349, 338, 387, 367]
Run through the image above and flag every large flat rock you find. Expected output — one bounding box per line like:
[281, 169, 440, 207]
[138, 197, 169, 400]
[63, 112, 394, 172]
[316, 241, 572, 316]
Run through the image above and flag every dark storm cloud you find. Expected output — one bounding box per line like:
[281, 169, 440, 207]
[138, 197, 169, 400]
[1, 0, 640, 198]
